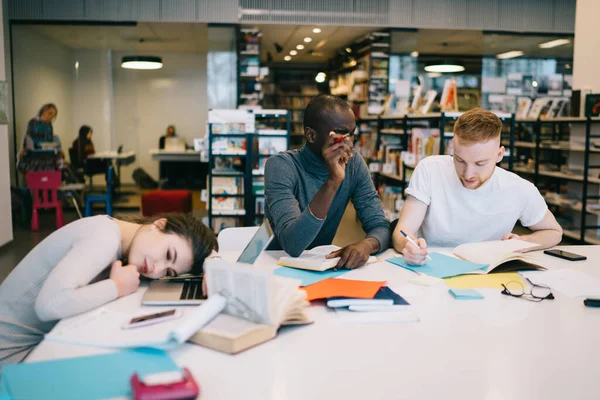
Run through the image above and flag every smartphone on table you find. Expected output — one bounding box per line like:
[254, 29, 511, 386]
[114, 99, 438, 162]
[122, 309, 182, 329]
[543, 249, 587, 261]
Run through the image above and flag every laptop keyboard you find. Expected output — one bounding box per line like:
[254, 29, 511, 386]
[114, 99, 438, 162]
[180, 281, 205, 300]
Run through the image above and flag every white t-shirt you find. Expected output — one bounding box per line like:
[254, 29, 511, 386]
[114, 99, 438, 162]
[405, 155, 548, 247]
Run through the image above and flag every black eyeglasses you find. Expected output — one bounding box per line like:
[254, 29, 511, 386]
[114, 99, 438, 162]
[501, 278, 554, 302]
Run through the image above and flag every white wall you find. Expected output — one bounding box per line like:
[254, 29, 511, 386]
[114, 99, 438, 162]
[72, 49, 113, 155]
[112, 52, 208, 183]
[12, 26, 74, 157]
[0, 0, 12, 247]
[573, 0, 600, 98]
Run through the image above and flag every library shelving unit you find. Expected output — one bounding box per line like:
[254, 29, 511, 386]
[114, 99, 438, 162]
[329, 30, 390, 117]
[360, 112, 516, 222]
[250, 109, 291, 225]
[502, 116, 600, 244]
[207, 109, 291, 231]
[238, 28, 264, 107]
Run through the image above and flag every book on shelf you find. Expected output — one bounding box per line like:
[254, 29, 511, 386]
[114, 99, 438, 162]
[585, 93, 600, 117]
[257, 137, 287, 155]
[378, 184, 404, 217]
[409, 128, 441, 162]
[527, 97, 552, 119]
[211, 176, 243, 212]
[516, 97, 532, 119]
[190, 259, 311, 354]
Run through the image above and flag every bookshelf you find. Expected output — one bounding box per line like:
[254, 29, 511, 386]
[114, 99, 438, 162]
[359, 112, 515, 222]
[329, 30, 391, 117]
[502, 117, 600, 244]
[207, 109, 291, 232]
[238, 28, 266, 108]
[250, 109, 291, 225]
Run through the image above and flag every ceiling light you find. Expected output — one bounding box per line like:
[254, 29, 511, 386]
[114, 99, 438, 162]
[296, 44, 305, 50]
[121, 56, 163, 70]
[290, 50, 298, 55]
[312, 28, 321, 34]
[304, 37, 312, 43]
[410, 51, 419, 57]
[538, 39, 571, 49]
[532, 81, 538, 88]
[315, 72, 326, 83]
[75, 61, 79, 70]
[424, 63, 465, 73]
[284, 55, 291, 61]
[565, 64, 571, 69]
[345, 47, 352, 53]
[496, 50, 524, 60]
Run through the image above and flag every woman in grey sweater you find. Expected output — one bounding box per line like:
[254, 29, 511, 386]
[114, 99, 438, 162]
[0, 213, 217, 368]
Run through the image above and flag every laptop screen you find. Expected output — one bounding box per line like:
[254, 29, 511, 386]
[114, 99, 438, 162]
[236, 220, 274, 264]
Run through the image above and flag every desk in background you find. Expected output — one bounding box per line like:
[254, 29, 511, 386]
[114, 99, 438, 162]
[26, 246, 600, 400]
[150, 149, 208, 190]
[88, 151, 136, 188]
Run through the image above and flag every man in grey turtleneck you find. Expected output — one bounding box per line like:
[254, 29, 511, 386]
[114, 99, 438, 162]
[264, 95, 389, 269]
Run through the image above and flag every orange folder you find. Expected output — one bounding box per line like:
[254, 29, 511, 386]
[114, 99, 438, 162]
[302, 278, 386, 302]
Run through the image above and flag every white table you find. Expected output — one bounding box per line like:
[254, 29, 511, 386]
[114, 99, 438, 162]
[150, 149, 208, 163]
[27, 246, 600, 400]
[88, 150, 136, 164]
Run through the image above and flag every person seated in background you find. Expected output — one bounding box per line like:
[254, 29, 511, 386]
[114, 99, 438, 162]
[0, 213, 218, 370]
[392, 107, 563, 265]
[159, 125, 177, 150]
[71, 125, 95, 167]
[17, 103, 64, 173]
[264, 95, 390, 269]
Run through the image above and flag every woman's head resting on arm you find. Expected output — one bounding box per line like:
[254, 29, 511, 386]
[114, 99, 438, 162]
[125, 213, 218, 279]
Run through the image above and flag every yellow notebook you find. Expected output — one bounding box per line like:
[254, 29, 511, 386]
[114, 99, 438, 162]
[444, 272, 524, 289]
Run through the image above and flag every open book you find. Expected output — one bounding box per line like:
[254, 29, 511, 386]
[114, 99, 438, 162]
[189, 258, 311, 354]
[278, 245, 378, 272]
[453, 239, 546, 274]
[45, 295, 227, 349]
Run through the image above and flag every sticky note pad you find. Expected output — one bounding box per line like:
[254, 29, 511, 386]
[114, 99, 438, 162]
[302, 278, 386, 301]
[449, 288, 484, 300]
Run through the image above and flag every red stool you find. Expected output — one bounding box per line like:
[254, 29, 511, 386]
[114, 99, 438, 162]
[141, 190, 192, 217]
[26, 171, 65, 231]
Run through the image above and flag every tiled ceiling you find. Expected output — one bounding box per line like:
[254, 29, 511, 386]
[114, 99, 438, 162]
[248, 24, 377, 63]
[27, 23, 209, 53]
[24, 23, 574, 61]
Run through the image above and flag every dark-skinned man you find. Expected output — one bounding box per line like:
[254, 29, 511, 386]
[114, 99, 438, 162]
[264, 95, 389, 269]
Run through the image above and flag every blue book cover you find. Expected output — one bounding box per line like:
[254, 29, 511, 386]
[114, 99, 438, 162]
[386, 252, 487, 278]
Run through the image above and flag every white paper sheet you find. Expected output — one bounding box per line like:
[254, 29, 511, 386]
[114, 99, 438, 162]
[521, 270, 600, 298]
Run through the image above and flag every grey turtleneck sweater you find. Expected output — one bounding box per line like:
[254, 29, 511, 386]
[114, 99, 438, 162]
[264, 145, 390, 257]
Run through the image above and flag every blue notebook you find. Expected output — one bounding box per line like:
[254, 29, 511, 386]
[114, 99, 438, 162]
[1, 348, 178, 400]
[273, 266, 349, 286]
[386, 252, 487, 279]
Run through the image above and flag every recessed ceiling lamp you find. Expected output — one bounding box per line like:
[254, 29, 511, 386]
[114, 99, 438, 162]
[290, 50, 298, 56]
[121, 56, 163, 70]
[410, 51, 419, 57]
[345, 47, 352, 53]
[284, 55, 292, 61]
[296, 44, 305, 50]
[304, 37, 312, 43]
[315, 72, 326, 83]
[424, 62, 465, 73]
[312, 28, 322, 33]
[496, 50, 524, 60]
[538, 38, 571, 49]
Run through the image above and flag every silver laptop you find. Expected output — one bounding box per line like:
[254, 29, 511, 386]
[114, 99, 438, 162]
[142, 219, 274, 305]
